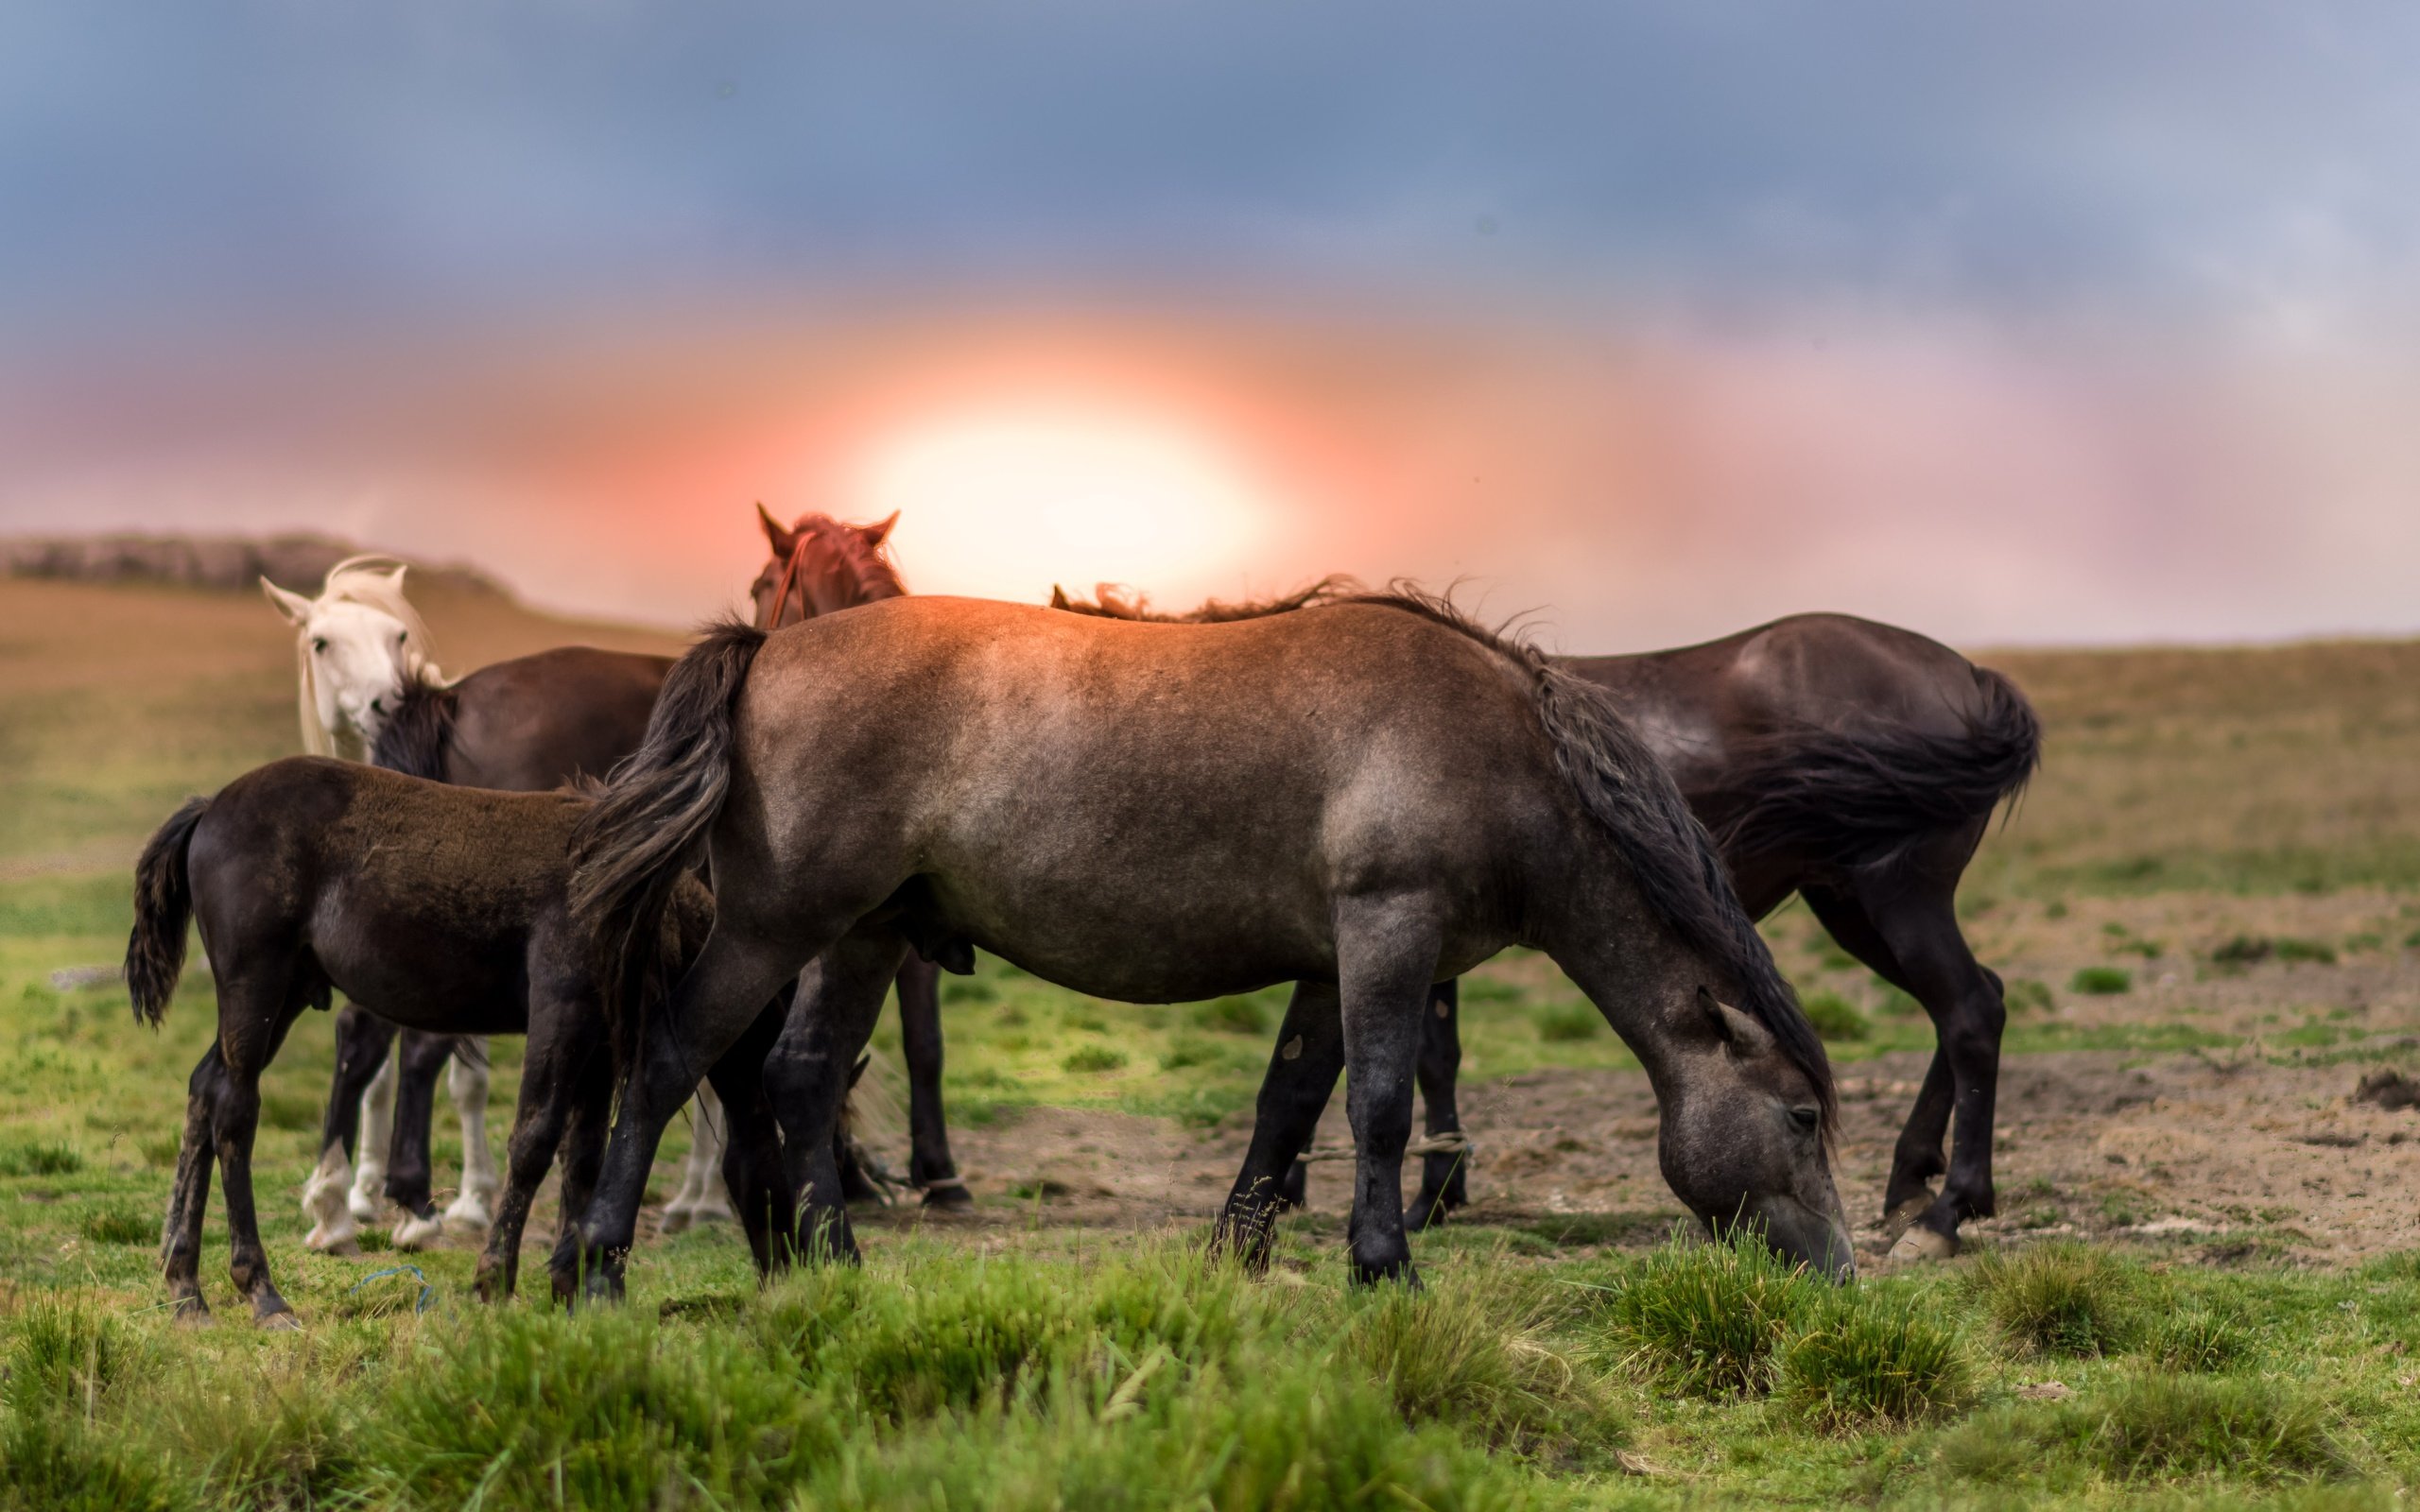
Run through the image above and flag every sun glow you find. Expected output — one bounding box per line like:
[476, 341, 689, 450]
[847, 409, 1269, 604]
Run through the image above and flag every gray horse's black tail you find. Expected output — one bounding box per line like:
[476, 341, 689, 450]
[570, 618, 767, 1043]
[1706, 665, 2042, 876]
[127, 797, 211, 1027]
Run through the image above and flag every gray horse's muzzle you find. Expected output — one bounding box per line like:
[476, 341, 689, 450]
[1739, 1195, 1858, 1282]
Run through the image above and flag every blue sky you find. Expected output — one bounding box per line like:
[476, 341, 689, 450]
[4, 5, 2417, 644]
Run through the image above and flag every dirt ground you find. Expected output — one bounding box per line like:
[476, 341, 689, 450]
[857, 891, 2420, 1267]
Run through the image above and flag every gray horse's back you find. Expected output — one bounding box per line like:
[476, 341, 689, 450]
[727, 597, 1568, 999]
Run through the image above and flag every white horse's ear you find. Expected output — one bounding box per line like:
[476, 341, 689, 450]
[261, 577, 314, 625]
[383, 563, 409, 592]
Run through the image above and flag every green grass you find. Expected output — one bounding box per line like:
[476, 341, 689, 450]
[1800, 989, 1873, 1042]
[1583, 1228, 1825, 1399]
[1965, 1240, 2142, 1357]
[2068, 965, 2134, 995]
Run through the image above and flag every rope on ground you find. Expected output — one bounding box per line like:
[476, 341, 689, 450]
[1294, 1129, 1475, 1166]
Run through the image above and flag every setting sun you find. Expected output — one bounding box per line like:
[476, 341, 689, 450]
[846, 408, 1269, 604]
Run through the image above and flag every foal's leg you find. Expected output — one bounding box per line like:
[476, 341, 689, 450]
[386, 1030, 458, 1249]
[348, 1043, 399, 1222]
[442, 1037, 501, 1229]
[765, 928, 912, 1264]
[1215, 981, 1345, 1270]
[162, 1046, 227, 1321]
[477, 1007, 587, 1301]
[551, 920, 820, 1303]
[1333, 901, 1440, 1285]
[893, 956, 970, 1209]
[211, 974, 311, 1326]
[1405, 979, 1469, 1229]
[305, 1005, 394, 1252]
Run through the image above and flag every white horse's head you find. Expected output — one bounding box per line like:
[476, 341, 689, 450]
[260, 557, 443, 761]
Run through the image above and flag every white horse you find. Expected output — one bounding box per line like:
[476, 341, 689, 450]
[261, 557, 733, 1247]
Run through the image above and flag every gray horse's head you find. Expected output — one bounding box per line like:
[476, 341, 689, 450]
[1656, 988, 1854, 1280]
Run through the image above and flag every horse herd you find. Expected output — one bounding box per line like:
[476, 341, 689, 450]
[123, 506, 2038, 1324]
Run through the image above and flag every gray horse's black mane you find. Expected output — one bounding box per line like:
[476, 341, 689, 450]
[1048, 577, 1835, 1126]
[372, 680, 458, 782]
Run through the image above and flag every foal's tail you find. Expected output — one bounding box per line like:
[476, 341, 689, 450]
[570, 618, 767, 1036]
[1706, 664, 2043, 875]
[127, 797, 211, 1027]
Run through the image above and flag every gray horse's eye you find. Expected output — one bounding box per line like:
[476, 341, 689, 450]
[1788, 1107, 1820, 1135]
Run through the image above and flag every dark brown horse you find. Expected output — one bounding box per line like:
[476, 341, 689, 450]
[555, 592, 1847, 1299]
[125, 759, 799, 1323]
[1055, 589, 2037, 1257]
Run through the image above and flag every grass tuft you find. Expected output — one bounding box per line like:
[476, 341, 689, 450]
[1776, 1290, 1975, 1431]
[1934, 1371, 2352, 1484]
[2068, 966, 2133, 995]
[1338, 1280, 1626, 1462]
[0, 1138, 83, 1177]
[1191, 995, 1269, 1035]
[1531, 1001, 1601, 1042]
[1061, 1045, 1127, 1074]
[2140, 1300, 2256, 1373]
[1586, 1229, 1824, 1399]
[1800, 990, 1872, 1042]
[75, 1206, 151, 1246]
[1965, 1242, 2140, 1357]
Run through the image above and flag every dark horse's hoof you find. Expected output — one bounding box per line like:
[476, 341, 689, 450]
[919, 1178, 975, 1211]
[1349, 1254, 1422, 1290]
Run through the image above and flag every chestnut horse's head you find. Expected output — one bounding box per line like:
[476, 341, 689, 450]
[749, 505, 908, 630]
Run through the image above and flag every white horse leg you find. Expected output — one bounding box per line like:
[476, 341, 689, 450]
[663, 1089, 735, 1232]
[302, 1141, 361, 1252]
[441, 1038, 500, 1228]
[349, 1053, 397, 1223]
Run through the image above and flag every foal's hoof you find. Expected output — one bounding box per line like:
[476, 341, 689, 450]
[1888, 1226, 1958, 1264]
[919, 1179, 975, 1212]
[256, 1308, 304, 1332]
[171, 1297, 214, 1328]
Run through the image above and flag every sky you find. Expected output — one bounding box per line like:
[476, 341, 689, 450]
[3, 3, 2417, 648]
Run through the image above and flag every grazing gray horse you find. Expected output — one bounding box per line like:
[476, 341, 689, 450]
[554, 591, 1849, 1299]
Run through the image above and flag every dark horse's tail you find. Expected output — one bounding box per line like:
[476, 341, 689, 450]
[1706, 666, 2042, 876]
[569, 619, 768, 1059]
[127, 797, 211, 1027]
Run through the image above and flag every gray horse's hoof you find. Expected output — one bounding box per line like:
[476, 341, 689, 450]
[919, 1179, 975, 1212]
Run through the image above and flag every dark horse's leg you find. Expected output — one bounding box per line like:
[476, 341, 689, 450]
[705, 993, 803, 1278]
[1802, 821, 2004, 1257]
[302, 1004, 396, 1252]
[385, 1029, 461, 1249]
[765, 927, 914, 1263]
[552, 916, 820, 1303]
[1215, 982, 1346, 1269]
[1404, 979, 1469, 1229]
[1276, 980, 1467, 1226]
[476, 996, 590, 1302]
[893, 956, 970, 1208]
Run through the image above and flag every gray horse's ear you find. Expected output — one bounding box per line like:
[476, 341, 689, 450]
[1699, 987, 1775, 1053]
[858, 509, 900, 547]
[261, 577, 313, 625]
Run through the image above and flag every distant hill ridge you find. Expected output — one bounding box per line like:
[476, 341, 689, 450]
[1, 531, 509, 597]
